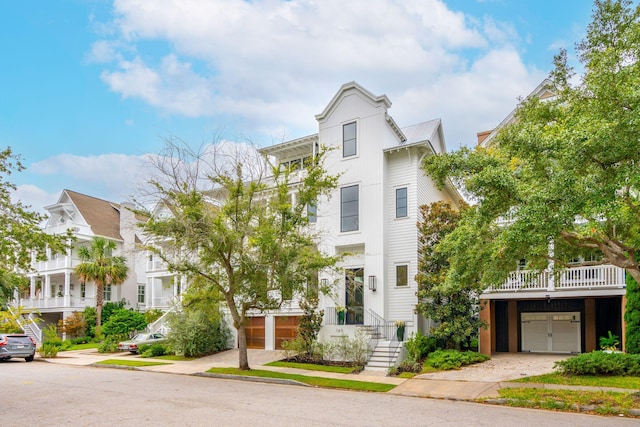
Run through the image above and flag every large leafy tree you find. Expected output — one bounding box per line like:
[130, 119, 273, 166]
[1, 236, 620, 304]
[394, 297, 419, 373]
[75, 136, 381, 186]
[424, 0, 640, 291]
[415, 201, 485, 349]
[140, 141, 339, 370]
[0, 147, 67, 307]
[74, 237, 129, 330]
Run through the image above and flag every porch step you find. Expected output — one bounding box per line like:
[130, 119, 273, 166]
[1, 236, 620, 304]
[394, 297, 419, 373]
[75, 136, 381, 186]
[365, 340, 402, 370]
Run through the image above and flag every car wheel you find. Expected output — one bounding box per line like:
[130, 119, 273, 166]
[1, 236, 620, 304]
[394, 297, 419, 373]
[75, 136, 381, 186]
[25, 355, 34, 362]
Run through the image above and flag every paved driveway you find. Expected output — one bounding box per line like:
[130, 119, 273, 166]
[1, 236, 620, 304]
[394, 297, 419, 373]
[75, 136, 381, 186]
[416, 353, 569, 382]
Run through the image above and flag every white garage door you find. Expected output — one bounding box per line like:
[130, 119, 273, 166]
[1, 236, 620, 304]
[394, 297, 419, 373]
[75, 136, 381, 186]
[521, 312, 580, 353]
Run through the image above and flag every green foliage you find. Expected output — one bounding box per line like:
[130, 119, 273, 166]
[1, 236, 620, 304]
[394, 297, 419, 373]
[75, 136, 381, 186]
[140, 343, 169, 358]
[0, 309, 24, 333]
[100, 300, 127, 324]
[82, 307, 97, 338]
[404, 331, 438, 363]
[296, 298, 324, 356]
[0, 148, 68, 307]
[425, 349, 489, 371]
[422, 0, 640, 301]
[98, 335, 123, 353]
[415, 202, 485, 349]
[166, 308, 230, 358]
[101, 309, 147, 337]
[321, 330, 370, 366]
[75, 237, 129, 328]
[70, 336, 92, 345]
[625, 274, 640, 354]
[38, 343, 58, 358]
[138, 141, 340, 369]
[144, 308, 165, 324]
[42, 323, 61, 345]
[599, 330, 620, 351]
[555, 351, 640, 376]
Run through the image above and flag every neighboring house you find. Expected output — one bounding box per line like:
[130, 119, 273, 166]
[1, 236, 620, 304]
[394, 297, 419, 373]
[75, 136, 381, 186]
[13, 190, 146, 340]
[256, 82, 461, 354]
[477, 80, 627, 355]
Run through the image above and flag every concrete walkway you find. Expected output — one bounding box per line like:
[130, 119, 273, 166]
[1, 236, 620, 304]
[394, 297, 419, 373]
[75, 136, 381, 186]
[38, 350, 638, 401]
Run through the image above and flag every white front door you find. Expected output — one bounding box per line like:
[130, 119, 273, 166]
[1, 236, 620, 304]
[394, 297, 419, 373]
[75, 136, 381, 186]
[521, 312, 580, 353]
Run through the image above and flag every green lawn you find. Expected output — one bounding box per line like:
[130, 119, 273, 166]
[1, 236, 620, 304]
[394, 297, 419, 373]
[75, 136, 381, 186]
[150, 354, 195, 361]
[60, 343, 100, 351]
[206, 367, 395, 392]
[496, 388, 640, 417]
[512, 373, 640, 389]
[265, 361, 355, 374]
[96, 359, 172, 367]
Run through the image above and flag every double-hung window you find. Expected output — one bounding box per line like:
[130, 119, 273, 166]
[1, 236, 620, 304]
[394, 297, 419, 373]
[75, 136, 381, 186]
[396, 187, 407, 218]
[396, 265, 408, 287]
[341, 185, 359, 232]
[343, 122, 357, 157]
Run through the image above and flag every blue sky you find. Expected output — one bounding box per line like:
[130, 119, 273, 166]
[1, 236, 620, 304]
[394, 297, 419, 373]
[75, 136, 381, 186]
[1, 0, 597, 211]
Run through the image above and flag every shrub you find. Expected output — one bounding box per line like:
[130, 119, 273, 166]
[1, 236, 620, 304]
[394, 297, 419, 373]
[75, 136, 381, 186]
[322, 330, 369, 366]
[98, 335, 125, 353]
[42, 324, 63, 348]
[145, 308, 164, 325]
[101, 309, 147, 337]
[625, 275, 640, 354]
[425, 349, 489, 371]
[140, 343, 169, 358]
[395, 360, 422, 374]
[166, 309, 230, 358]
[555, 351, 640, 376]
[101, 300, 127, 324]
[404, 331, 438, 363]
[38, 343, 58, 358]
[70, 336, 92, 345]
[0, 309, 25, 333]
[57, 311, 86, 338]
[83, 307, 97, 338]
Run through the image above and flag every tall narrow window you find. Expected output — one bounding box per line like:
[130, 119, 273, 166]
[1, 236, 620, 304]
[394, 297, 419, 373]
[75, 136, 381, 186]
[345, 268, 364, 324]
[307, 202, 317, 223]
[396, 187, 407, 218]
[104, 284, 112, 301]
[137, 285, 145, 304]
[80, 283, 86, 299]
[343, 122, 357, 157]
[340, 185, 359, 232]
[396, 265, 408, 287]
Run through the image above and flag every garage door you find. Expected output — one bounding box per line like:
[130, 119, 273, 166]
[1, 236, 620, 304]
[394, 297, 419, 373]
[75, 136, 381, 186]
[245, 317, 265, 349]
[521, 312, 580, 353]
[274, 316, 300, 350]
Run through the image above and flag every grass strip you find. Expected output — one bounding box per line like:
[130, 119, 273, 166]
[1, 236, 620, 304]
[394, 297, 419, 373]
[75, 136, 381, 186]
[61, 343, 100, 351]
[512, 373, 640, 389]
[150, 354, 195, 361]
[207, 367, 395, 392]
[265, 361, 354, 374]
[496, 388, 640, 416]
[97, 359, 172, 367]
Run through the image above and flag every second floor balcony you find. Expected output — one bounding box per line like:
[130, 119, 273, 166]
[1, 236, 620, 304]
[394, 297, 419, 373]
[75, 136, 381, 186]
[484, 264, 626, 295]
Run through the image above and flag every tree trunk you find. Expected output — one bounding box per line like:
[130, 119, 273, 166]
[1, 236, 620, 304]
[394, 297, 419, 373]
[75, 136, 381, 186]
[95, 282, 104, 329]
[237, 323, 250, 370]
[627, 268, 640, 287]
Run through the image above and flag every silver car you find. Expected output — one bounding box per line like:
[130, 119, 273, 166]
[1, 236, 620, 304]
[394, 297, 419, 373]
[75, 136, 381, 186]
[0, 334, 36, 362]
[117, 333, 166, 353]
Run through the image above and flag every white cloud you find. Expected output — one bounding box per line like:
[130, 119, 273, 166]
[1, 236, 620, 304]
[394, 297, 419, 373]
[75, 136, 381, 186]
[92, 0, 546, 148]
[11, 185, 59, 215]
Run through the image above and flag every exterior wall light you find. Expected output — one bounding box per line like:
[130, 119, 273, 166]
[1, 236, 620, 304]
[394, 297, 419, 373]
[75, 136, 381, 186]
[368, 275, 377, 291]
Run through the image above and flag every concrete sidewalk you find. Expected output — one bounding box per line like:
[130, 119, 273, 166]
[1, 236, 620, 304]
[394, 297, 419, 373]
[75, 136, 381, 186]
[38, 350, 638, 401]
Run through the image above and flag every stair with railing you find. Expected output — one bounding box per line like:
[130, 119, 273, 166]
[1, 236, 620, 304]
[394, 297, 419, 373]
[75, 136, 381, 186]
[147, 305, 178, 335]
[8, 307, 43, 346]
[324, 307, 404, 370]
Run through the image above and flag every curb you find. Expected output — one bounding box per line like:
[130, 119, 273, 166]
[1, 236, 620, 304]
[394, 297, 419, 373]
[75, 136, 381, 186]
[193, 372, 310, 387]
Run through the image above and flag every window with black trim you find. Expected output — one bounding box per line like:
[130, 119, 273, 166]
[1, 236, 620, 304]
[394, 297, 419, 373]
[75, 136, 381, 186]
[104, 284, 112, 301]
[396, 187, 407, 218]
[343, 122, 357, 157]
[340, 185, 359, 232]
[396, 265, 408, 287]
[137, 285, 145, 304]
[307, 202, 317, 223]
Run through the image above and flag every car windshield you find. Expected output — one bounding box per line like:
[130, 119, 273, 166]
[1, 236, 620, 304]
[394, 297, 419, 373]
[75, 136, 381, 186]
[131, 334, 150, 341]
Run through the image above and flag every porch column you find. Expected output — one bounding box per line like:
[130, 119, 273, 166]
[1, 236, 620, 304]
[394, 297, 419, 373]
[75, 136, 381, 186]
[585, 298, 596, 352]
[479, 299, 493, 355]
[44, 274, 51, 298]
[30, 276, 36, 299]
[148, 277, 154, 308]
[64, 271, 71, 307]
[621, 295, 627, 352]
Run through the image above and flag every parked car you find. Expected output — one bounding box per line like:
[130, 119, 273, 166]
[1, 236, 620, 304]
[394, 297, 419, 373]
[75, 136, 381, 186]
[117, 333, 165, 353]
[0, 334, 36, 362]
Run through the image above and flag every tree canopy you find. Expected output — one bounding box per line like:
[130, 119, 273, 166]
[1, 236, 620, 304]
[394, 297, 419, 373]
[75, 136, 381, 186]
[423, 0, 640, 287]
[74, 237, 129, 329]
[139, 141, 339, 369]
[0, 147, 67, 307]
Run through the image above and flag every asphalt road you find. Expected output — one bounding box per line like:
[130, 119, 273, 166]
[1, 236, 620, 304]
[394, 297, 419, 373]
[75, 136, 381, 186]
[2, 360, 636, 426]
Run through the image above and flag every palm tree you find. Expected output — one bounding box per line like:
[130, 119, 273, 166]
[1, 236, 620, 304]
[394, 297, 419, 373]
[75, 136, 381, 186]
[74, 237, 129, 330]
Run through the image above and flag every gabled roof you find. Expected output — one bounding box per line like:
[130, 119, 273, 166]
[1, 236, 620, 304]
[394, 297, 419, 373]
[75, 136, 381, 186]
[315, 81, 392, 122]
[479, 78, 555, 148]
[52, 190, 123, 240]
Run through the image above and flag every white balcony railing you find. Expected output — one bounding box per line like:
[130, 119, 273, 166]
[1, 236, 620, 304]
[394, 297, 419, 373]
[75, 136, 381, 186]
[16, 297, 96, 310]
[32, 257, 82, 271]
[147, 260, 169, 272]
[486, 264, 626, 293]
